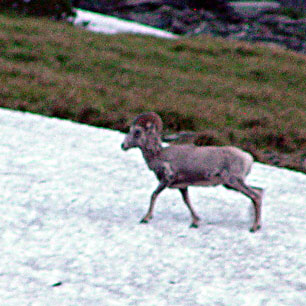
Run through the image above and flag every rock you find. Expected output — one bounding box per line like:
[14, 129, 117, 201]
[283, 37, 304, 51]
[229, 1, 280, 19]
[171, 19, 188, 34]
[257, 14, 292, 25]
[128, 11, 172, 28]
[72, 0, 306, 54]
[278, 0, 306, 11]
[301, 42, 306, 54]
[190, 21, 212, 36]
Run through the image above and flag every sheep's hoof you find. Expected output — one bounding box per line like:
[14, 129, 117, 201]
[140, 217, 152, 224]
[190, 223, 199, 229]
[250, 224, 261, 233]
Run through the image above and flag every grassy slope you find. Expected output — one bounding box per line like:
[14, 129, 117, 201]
[0, 13, 305, 172]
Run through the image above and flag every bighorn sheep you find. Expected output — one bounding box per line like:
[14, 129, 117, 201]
[121, 112, 264, 232]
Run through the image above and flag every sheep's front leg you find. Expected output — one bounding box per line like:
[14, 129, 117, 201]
[140, 181, 168, 224]
[179, 188, 200, 228]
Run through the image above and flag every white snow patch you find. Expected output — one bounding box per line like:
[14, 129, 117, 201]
[0, 108, 305, 305]
[73, 8, 178, 39]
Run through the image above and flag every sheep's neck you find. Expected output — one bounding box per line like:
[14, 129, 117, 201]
[141, 134, 162, 161]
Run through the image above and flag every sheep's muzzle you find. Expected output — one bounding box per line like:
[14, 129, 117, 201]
[121, 142, 129, 151]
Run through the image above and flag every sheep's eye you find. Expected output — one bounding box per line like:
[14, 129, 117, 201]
[134, 130, 141, 138]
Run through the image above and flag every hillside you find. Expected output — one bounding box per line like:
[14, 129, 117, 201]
[0, 12, 305, 172]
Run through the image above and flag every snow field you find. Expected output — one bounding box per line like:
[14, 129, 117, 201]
[0, 109, 305, 305]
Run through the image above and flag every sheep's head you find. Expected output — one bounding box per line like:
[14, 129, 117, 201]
[121, 112, 163, 151]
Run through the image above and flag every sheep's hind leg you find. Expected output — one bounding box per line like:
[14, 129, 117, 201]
[140, 181, 168, 224]
[223, 176, 263, 232]
[179, 188, 200, 228]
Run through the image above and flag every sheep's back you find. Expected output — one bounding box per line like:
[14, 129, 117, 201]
[162, 145, 253, 179]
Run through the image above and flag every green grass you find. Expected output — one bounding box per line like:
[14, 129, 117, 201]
[0, 12, 305, 172]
